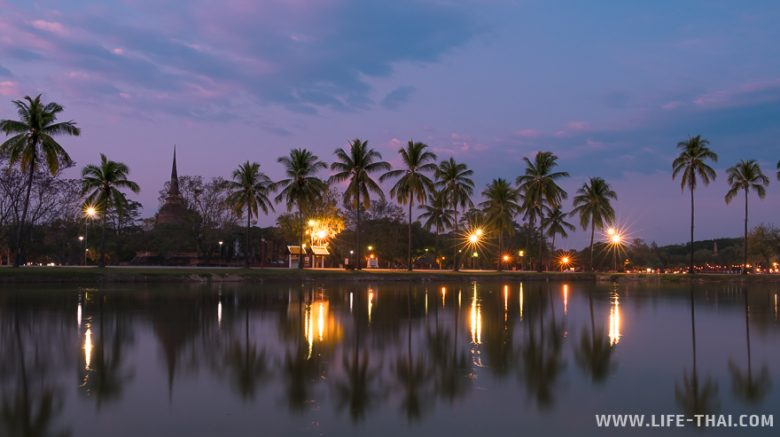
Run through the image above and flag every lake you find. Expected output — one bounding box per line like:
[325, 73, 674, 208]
[1, 281, 778, 436]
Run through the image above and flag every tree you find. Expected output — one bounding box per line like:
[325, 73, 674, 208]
[479, 179, 522, 271]
[724, 160, 769, 274]
[381, 141, 437, 271]
[0, 95, 80, 266]
[435, 158, 474, 271]
[275, 148, 327, 269]
[672, 135, 718, 274]
[419, 190, 453, 262]
[225, 161, 275, 268]
[329, 139, 390, 270]
[516, 151, 569, 271]
[81, 154, 140, 267]
[570, 177, 617, 271]
[543, 206, 575, 264]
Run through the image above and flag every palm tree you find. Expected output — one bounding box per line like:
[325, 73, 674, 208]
[381, 141, 437, 271]
[0, 95, 80, 267]
[419, 190, 454, 266]
[81, 154, 140, 267]
[570, 177, 617, 271]
[225, 161, 275, 268]
[329, 139, 390, 270]
[724, 160, 769, 275]
[275, 149, 328, 269]
[543, 206, 575, 266]
[480, 179, 522, 271]
[516, 151, 569, 271]
[435, 158, 474, 271]
[516, 152, 569, 271]
[672, 135, 718, 274]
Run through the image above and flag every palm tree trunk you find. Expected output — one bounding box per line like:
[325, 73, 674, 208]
[298, 206, 304, 269]
[497, 231, 503, 271]
[589, 221, 595, 272]
[689, 187, 695, 274]
[551, 234, 556, 270]
[356, 191, 362, 270]
[408, 197, 413, 271]
[245, 206, 251, 268]
[537, 222, 544, 272]
[14, 161, 35, 267]
[743, 188, 748, 275]
[99, 209, 107, 268]
[452, 208, 460, 272]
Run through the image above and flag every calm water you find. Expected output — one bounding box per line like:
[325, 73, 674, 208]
[1, 281, 779, 436]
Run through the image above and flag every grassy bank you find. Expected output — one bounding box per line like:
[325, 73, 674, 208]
[0, 266, 603, 284]
[1, 266, 778, 285]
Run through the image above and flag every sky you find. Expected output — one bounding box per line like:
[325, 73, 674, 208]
[1, 0, 779, 249]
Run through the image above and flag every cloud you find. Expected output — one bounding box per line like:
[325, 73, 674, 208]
[381, 85, 415, 109]
[0, 80, 18, 96]
[29, 19, 66, 35]
[0, 64, 10, 77]
[0, 0, 480, 119]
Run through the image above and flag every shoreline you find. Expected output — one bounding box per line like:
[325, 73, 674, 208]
[1, 266, 779, 285]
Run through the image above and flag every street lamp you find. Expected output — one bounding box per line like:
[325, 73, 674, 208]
[560, 256, 570, 272]
[610, 233, 622, 272]
[82, 205, 98, 265]
[218, 241, 224, 263]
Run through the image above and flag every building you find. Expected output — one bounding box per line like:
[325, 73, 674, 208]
[156, 147, 189, 227]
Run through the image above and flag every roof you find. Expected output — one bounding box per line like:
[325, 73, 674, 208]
[287, 245, 305, 255]
[310, 246, 330, 256]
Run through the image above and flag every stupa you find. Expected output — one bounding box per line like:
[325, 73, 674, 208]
[156, 147, 189, 227]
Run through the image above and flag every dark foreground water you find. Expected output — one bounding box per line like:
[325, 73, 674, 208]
[0, 281, 778, 436]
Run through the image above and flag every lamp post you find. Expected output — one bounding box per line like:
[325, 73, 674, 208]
[78, 236, 84, 265]
[518, 249, 525, 270]
[611, 234, 622, 272]
[218, 240, 224, 264]
[83, 205, 97, 266]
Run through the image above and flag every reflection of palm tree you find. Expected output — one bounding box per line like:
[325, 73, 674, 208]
[333, 291, 380, 422]
[425, 299, 471, 403]
[728, 288, 771, 405]
[394, 290, 432, 420]
[575, 291, 615, 383]
[521, 291, 565, 408]
[675, 287, 719, 416]
[282, 293, 320, 413]
[0, 316, 69, 437]
[224, 306, 269, 401]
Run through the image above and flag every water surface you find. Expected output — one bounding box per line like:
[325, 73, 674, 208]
[1, 281, 778, 436]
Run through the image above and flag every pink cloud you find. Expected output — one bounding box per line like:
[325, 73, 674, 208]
[661, 100, 682, 110]
[0, 80, 18, 96]
[514, 128, 541, 138]
[30, 19, 66, 35]
[112, 47, 124, 55]
[694, 78, 780, 108]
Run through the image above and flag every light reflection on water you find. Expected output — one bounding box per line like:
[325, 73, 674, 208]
[0, 281, 779, 436]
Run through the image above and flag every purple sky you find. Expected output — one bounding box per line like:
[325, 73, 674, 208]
[1, 0, 779, 249]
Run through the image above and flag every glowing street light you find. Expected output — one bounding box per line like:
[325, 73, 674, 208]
[560, 256, 571, 272]
[607, 227, 616, 236]
[81, 205, 98, 266]
[609, 232, 623, 272]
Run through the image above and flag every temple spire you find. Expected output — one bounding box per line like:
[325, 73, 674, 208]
[169, 146, 180, 196]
